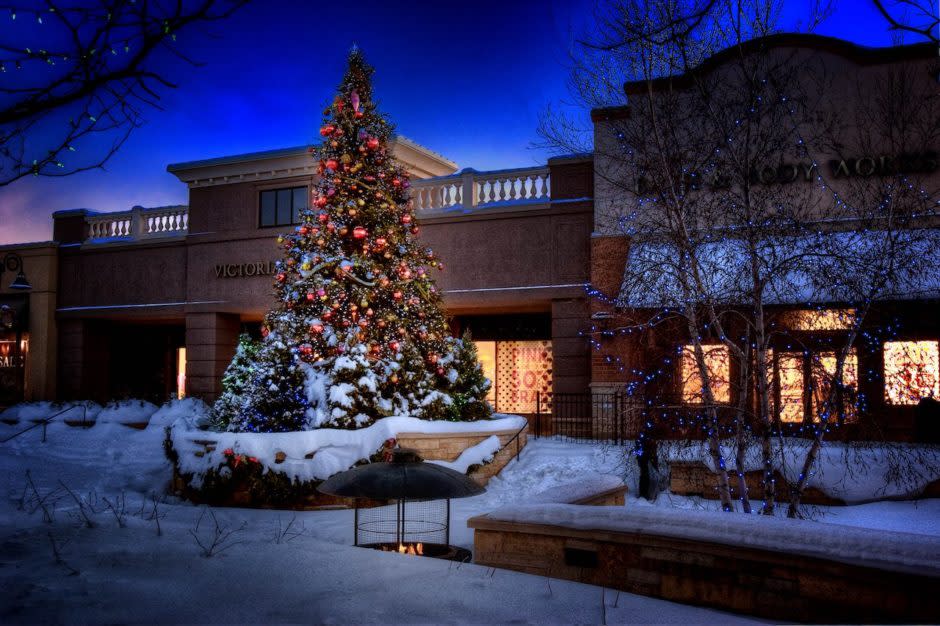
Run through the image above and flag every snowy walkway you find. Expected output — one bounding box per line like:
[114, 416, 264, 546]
[1, 417, 937, 622]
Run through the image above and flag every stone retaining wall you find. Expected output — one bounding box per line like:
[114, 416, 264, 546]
[468, 515, 939, 623]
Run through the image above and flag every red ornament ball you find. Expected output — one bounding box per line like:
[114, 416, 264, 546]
[366, 137, 380, 149]
[352, 226, 368, 239]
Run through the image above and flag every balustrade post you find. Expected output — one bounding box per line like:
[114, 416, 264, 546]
[460, 168, 478, 208]
[131, 206, 146, 240]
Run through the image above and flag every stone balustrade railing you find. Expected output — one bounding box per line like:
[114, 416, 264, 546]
[80, 166, 551, 244]
[411, 166, 551, 212]
[85, 206, 189, 243]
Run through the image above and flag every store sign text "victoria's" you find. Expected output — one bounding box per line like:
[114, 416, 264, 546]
[214, 261, 277, 279]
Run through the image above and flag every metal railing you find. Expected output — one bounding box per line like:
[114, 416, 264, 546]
[1, 404, 89, 443]
[532, 391, 637, 445]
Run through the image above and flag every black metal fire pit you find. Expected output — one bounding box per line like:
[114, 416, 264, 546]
[318, 448, 484, 561]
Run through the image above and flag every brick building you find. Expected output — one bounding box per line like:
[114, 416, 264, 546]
[2, 35, 938, 440]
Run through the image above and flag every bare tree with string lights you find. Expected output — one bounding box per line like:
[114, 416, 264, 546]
[0, 0, 248, 187]
[540, 0, 940, 517]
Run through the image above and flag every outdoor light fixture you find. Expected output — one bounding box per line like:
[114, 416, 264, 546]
[2, 252, 32, 290]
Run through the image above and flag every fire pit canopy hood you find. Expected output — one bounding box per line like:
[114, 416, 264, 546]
[318, 448, 485, 501]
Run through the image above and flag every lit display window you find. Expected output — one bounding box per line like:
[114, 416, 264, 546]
[680, 344, 730, 404]
[884, 341, 940, 405]
[783, 309, 856, 331]
[473, 340, 552, 413]
[812, 351, 858, 422]
[778, 352, 805, 423]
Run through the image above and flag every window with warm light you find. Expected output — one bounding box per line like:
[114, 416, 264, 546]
[473, 341, 497, 406]
[884, 341, 940, 405]
[772, 349, 858, 424]
[680, 344, 730, 404]
[782, 309, 856, 331]
[472, 340, 552, 413]
[812, 350, 858, 422]
[176, 347, 187, 399]
[778, 352, 805, 423]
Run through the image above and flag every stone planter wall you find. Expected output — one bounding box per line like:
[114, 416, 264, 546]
[468, 515, 940, 623]
[669, 460, 844, 505]
[396, 425, 528, 486]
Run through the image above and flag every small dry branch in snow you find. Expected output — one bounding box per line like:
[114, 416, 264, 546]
[271, 514, 305, 544]
[189, 506, 247, 557]
[46, 531, 79, 576]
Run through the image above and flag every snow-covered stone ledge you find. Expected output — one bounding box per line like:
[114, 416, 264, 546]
[468, 504, 940, 623]
[167, 414, 527, 508]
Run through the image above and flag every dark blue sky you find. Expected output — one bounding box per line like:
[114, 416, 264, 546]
[0, 0, 914, 243]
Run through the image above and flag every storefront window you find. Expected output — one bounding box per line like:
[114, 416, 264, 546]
[778, 352, 804, 423]
[680, 344, 730, 404]
[782, 309, 856, 331]
[0, 335, 28, 405]
[812, 351, 858, 422]
[884, 341, 940, 405]
[473, 340, 552, 413]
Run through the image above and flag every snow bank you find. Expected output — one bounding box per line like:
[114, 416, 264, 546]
[427, 435, 500, 473]
[661, 439, 940, 502]
[0, 400, 102, 423]
[527, 473, 626, 504]
[147, 398, 211, 429]
[96, 400, 159, 424]
[171, 414, 526, 485]
[485, 503, 940, 576]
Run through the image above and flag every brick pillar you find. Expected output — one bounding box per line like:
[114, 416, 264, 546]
[185, 313, 240, 402]
[590, 234, 631, 308]
[589, 234, 634, 394]
[57, 319, 108, 402]
[551, 299, 590, 394]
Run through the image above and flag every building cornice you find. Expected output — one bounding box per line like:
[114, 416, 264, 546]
[623, 34, 937, 96]
[166, 136, 458, 188]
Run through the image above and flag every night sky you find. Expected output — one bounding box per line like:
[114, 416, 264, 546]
[0, 0, 912, 244]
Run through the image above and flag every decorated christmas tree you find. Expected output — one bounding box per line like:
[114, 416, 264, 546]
[217, 49, 491, 432]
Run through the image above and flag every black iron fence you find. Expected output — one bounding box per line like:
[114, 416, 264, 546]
[531, 392, 634, 445]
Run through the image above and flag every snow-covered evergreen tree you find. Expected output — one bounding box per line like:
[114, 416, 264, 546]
[211, 333, 259, 430]
[215, 49, 491, 432]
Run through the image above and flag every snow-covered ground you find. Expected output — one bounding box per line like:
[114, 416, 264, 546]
[2, 405, 938, 623]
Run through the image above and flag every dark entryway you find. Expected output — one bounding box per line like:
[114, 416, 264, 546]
[106, 323, 184, 403]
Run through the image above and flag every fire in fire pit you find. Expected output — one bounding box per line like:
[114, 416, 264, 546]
[318, 448, 483, 562]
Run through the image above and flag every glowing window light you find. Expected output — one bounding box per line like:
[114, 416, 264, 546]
[473, 341, 497, 406]
[176, 347, 187, 400]
[681, 344, 730, 404]
[783, 309, 856, 331]
[778, 353, 804, 423]
[812, 350, 858, 423]
[884, 341, 940, 405]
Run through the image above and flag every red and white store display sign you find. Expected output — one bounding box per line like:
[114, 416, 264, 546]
[495, 340, 552, 414]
